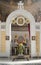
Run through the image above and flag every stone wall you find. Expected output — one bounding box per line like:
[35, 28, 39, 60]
[0, 0, 41, 22]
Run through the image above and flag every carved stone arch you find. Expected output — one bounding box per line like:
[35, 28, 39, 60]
[6, 9, 36, 57]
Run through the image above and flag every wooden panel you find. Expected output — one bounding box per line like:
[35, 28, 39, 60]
[36, 31, 40, 56]
[1, 31, 6, 53]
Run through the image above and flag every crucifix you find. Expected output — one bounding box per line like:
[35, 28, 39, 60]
[18, 1, 24, 9]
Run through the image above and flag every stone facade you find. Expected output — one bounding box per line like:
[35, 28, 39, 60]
[0, 0, 41, 60]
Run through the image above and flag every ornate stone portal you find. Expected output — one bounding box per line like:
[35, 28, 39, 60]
[0, 1, 41, 60]
[6, 1, 36, 58]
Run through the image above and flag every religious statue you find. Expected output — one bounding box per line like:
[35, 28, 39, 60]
[17, 43, 25, 55]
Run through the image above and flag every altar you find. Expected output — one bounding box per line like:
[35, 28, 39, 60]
[0, 1, 41, 59]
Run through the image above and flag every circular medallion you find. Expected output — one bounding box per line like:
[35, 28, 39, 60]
[16, 16, 25, 26]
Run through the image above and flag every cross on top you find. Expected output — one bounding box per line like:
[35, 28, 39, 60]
[18, 1, 24, 9]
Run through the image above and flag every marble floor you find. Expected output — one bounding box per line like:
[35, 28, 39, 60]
[0, 63, 41, 65]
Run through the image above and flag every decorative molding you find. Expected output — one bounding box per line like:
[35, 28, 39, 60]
[6, 36, 9, 40]
[32, 36, 35, 40]
[16, 16, 25, 26]
[11, 16, 30, 26]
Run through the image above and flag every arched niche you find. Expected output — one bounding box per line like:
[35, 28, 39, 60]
[6, 9, 36, 57]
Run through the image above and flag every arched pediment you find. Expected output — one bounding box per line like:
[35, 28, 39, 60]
[6, 9, 35, 26]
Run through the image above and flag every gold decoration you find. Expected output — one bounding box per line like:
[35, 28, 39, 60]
[26, 19, 30, 24]
[15, 35, 18, 38]
[18, 18, 23, 24]
[12, 19, 15, 24]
